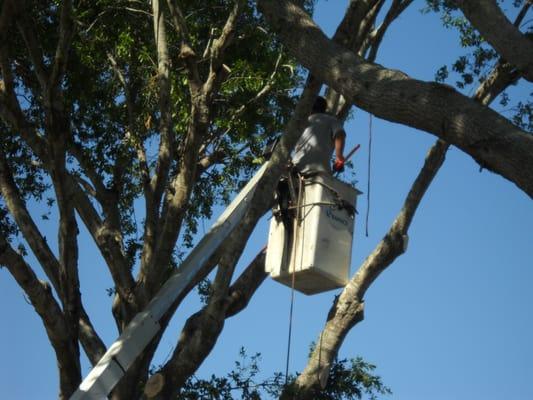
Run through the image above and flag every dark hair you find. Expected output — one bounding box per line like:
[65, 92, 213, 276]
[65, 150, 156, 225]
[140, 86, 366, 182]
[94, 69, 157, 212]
[312, 96, 327, 114]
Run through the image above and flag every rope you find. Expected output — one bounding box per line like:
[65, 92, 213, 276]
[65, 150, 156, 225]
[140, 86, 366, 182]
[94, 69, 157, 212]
[365, 113, 373, 237]
[285, 173, 304, 385]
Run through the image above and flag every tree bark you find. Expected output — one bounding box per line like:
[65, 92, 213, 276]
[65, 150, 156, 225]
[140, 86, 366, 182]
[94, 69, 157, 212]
[280, 139, 449, 400]
[281, 21, 520, 396]
[257, 0, 533, 199]
[0, 237, 82, 399]
[454, 0, 533, 82]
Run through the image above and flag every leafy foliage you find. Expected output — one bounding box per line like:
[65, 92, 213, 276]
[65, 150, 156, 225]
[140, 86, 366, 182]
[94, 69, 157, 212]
[179, 348, 391, 400]
[424, 0, 532, 132]
[1, 0, 303, 250]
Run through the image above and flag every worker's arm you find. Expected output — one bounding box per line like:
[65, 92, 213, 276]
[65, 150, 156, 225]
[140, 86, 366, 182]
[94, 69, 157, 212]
[334, 129, 346, 160]
[333, 129, 346, 172]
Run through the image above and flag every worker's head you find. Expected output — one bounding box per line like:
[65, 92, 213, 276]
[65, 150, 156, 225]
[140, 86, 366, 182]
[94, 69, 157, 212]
[312, 96, 328, 114]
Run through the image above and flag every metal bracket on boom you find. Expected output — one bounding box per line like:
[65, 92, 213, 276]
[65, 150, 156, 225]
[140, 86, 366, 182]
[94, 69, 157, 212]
[71, 163, 269, 400]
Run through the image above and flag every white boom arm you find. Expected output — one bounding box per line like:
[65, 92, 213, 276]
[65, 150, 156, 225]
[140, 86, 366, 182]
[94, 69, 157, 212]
[71, 163, 269, 400]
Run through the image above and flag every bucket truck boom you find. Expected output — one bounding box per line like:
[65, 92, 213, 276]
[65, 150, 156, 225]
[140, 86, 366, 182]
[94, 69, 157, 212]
[71, 163, 269, 400]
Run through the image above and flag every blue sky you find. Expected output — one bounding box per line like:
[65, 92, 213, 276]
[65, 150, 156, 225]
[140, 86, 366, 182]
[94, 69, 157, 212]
[1, 1, 532, 399]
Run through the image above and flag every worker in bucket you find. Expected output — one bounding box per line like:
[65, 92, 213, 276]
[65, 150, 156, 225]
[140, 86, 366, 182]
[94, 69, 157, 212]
[274, 96, 349, 268]
[292, 96, 347, 174]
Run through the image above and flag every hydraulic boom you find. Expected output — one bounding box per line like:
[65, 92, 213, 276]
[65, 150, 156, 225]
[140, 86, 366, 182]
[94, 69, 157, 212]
[71, 163, 269, 400]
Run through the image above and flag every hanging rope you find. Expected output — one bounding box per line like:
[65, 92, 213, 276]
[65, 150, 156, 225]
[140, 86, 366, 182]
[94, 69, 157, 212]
[365, 113, 373, 237]
[285, 173, 304, 385]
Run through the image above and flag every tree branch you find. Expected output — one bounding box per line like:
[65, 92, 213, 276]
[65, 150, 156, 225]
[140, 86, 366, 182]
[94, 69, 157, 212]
[166, 0, 202, 93]
[78, 308, 107, 366]
[49, 0, 75, 94]
[106, 52, 151, 188]
[283, 37, 518, 398]
[0, 151, 106, 366]
[514, 1, 532, 28]
[473, 61, 521, 106]
[454, 0, 533, 82]
[150, 0, 173, 206]
[145, 250, 267, 399]
[0, 151, 61, 288]
[69, 178, 137, 316]
[14, 0, 49, 90]
[366, 0, 414, 62]
[257, 0, 533, 198]
[284, 139, 448, 399]
[136, 0, 175, 301]
[0, 236, 81, 397]
[139, 2, 247, 298]
[207, 0, 245, 77]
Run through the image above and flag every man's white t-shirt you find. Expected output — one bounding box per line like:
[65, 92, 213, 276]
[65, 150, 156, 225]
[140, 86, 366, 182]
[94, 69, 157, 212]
[292, 113, 344, 173]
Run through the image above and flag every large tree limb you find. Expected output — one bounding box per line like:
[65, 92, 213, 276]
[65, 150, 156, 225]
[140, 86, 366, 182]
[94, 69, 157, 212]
[0, 237, 81, 398]
[150, 0, 173, 208]
[139, 2, 247, 298]
[66, 141, 133, 302]
[330, 0, 415, 119]
[283, 35, 518, 398]
[283, 139, 449, 400]
[0, 153, 106, 365]
[136, 0, 175, 304]
[454, 0, 533, 82]
[474, 61, 521, 106]
[257, 0, 533, 198]
[49, 142, 83, 400]
[139, 75, 320, 393]
[0, 152, 61, 288]
[326, 0, 386, 115]
[69, 179, 137, 317]
[138, 102, 208, 298]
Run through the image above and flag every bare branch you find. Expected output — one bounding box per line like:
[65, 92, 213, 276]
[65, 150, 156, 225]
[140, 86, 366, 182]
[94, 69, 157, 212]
[474, 61, 521, 106]
[78, 309, 107, 366]
[514, 1, 532, 28]
[49, 0, 75, 93]
[326, 0, 386, 118]
[284, 139, 449, 399]
[68, 178, 137, 314]
[366, 0, 414, 62]
[0, 236, 81, 397]
[204, 0, 245, 96]
[165, 0, 190, 39]
[0, 151, 61, 288]
[151, 0, 173, 210]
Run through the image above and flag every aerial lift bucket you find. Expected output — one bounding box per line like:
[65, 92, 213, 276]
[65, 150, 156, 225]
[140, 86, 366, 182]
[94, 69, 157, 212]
[265, 172, 361, 295]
